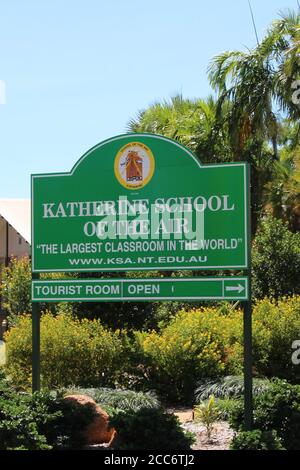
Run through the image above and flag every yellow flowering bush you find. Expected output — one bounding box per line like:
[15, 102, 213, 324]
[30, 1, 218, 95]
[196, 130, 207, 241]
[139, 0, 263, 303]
[135, 307, 243, 402]
[5, 312, 125, 390]
[0, 257, 31, 325]
[5, 296, 300, 399]
[252, 297, 300, 381]
[0, 257, 78, 326]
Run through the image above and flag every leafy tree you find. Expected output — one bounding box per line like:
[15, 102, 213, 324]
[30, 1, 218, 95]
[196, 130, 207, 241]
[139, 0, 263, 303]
[252, 215, 300, 299]
[265, 121, 300, 231]
[267, 10, 300, 120]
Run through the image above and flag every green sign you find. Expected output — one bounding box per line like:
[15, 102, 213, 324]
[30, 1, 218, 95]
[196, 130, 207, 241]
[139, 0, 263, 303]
[30, 134, 254, 430]
[32, 134, 249, 273]
[32, 277, 249, 302]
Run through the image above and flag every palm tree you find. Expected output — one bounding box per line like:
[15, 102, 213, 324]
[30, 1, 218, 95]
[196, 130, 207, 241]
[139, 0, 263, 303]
[127, 94, 233, 164]
[208, 9, 300, 232]
[209, 10, 300, 155]
[208, 49, 278, 160]
[265, 121, 300, 231]
[263, 10, 300, 120]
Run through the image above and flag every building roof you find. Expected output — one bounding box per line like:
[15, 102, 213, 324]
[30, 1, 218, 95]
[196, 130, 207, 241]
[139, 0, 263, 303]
[0, 199, 31, 244]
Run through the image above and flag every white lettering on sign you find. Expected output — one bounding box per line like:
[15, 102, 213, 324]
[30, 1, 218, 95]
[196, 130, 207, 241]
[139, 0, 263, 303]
[85, 284, 120, 295]
[42, 195, 236, 218]
[40, 195, 236, 245]
[35, 284, 83, 296]
[127, 284, 160, 295]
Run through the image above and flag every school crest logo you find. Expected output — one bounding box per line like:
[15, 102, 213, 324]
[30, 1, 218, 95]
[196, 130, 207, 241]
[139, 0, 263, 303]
[114, 142, 155, 189]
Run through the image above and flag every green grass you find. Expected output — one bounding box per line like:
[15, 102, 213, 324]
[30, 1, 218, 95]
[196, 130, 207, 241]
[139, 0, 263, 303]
[0, 341, 6, 365]
[195, 376, 270, 402]
[66, 387, 160, 413]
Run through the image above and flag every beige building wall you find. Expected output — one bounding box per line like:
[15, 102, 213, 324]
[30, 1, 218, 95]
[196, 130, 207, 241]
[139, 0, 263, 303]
[0, 217, 31, 265]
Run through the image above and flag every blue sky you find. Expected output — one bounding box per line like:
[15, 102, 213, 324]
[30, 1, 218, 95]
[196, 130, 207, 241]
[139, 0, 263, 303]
[0, 0, 298, 198]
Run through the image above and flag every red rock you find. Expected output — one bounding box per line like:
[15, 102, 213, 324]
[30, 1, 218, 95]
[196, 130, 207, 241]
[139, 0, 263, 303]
[64, 394, 116, 445]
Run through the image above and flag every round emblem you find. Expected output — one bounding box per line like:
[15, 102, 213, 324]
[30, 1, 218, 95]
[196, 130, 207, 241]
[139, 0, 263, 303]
[114, 142, 155, 189]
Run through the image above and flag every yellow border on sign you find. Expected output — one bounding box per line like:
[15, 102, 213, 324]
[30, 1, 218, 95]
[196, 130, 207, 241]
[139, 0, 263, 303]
[114, 142, 155, 190]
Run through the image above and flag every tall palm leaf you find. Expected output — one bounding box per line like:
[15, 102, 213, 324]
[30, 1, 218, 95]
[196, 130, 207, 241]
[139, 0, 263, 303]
[127, 94, 233, 163]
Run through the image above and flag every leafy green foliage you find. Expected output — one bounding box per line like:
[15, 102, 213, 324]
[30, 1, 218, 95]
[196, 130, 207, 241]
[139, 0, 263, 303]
[194, 396, 220, 439]
[5, 312, 126, 390]
[265, 136, 300, 231]
[229, 380, 300, 450]
[216, 398, 241, 421]
[0, 257, 75, 325]
[134, 307, 243, 403]
[208, 11, 300, 232]
[127, 95, 233, 165]
[230, 430, 284, 450]
[0, 371, 95, 450]
[252, 297, 300, 381]
[40, 393, 97, 449]
[0, 391, 52, 450]
[0, 369, 108, 450]
[110, 407, 195, 450]
[195, 376, 270, 402]
[252, 216, 300, 299]
[6, 295, 300, 398]
[0, 257, 31, 326]
[67, 387, 160, 414]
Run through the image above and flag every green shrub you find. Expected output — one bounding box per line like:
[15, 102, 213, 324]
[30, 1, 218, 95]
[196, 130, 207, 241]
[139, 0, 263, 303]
[252, 216, 300, 299]
[0, 372, 55, 450]
[229, 380, 300, 450]
[5, 312, 125, 390]
[252, 297, 300, 381]
[39, 392, 97, 449]
[0, 391, 52, 450]
[134, 307, 243, 403]
[230, 430, 285, 450]
[67, 387, 160, 414]
[0, 258, 76, 325]
[0, 372, 97, 450]
[0, 257, 31, 325]
[216, 398, 242, 421]
[195, 376, 270, 402]
[110, 407, 195, 450]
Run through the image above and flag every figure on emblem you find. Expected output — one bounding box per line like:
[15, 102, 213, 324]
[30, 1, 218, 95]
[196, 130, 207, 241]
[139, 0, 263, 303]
[122, 151, 143, 182]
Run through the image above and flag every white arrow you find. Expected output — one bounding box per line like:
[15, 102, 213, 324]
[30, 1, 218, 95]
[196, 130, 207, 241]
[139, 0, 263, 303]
[225, 284, 245, 294]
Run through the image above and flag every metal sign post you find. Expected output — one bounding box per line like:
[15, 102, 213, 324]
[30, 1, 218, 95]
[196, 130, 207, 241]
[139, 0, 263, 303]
[32, 273, 40, 393]
[243, 299, 253, 430]
[243, 167, 253, 431]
